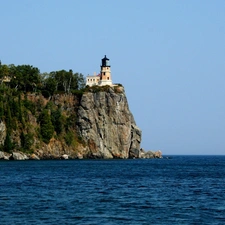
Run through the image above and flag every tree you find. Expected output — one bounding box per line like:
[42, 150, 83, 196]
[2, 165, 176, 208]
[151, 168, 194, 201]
[0, 96, 3, 120]
[10, 65, 41, 92]
[0, 64, 9, 80]
[10, 98, 20, 118]
[51, 109, 63, 134]
[20, 132, 34, 151]
[54, 70, 72, 93]
[39, 109, 54, 143]
[44, 76, 58, 96]
[45, 69, 86, 94]
[4, 132, 13, 153]
[73, 72, 86, 90]
[5, 104, 12, 132]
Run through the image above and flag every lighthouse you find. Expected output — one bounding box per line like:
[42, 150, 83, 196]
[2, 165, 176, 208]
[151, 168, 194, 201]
[86, 55, 113, 87]
[99, 55, 112, 86]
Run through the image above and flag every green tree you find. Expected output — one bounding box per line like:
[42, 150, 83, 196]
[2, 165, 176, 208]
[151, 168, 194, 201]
[54, 70, 71, 93]
[4, 132, 13, 153]
[23, 97, 36, 115]
[51, 109, 63, 134]
[10, 98, 20, 118]
[17, 94, 25, 126]
[39, 109, 54, 143]
[45, 70, 86, 94]
[0, 64, 10, 80]
[0, 97, 3, 120]
[44, 76, 58, 96]
[10, 65, 41, 92]
[73, 72, 86, 90]
[20, 132, 34, 151]
[5, 104, 12, 132]
[65, 130, 75, 146]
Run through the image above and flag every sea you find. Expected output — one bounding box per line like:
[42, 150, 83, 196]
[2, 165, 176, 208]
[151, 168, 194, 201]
[0, 156, 225, 225]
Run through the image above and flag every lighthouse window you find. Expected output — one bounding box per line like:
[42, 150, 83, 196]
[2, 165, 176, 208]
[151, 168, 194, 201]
[103, 72, 105, 75]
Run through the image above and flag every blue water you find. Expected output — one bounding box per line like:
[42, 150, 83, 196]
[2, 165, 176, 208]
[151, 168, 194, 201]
[0, 156, 225, 225]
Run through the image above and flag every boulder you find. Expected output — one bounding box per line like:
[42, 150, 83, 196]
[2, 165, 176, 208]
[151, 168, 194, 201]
[61, 154, 69, 160]
[9, 152, 29, 160]
[30, 153, 40, 160]
[77, 153, 83, 159]
[0, 151, 9, 160]
[140, 149, 163, 159]
[154, 150, 162, 158]
[143, 151, 155, 159]
[0, 151, 5, 159]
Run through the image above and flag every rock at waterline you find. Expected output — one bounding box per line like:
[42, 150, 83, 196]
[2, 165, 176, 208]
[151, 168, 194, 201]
[140, 149, 163, 159]
[0, 151, 9, 160]
[9, 152, 29, 160]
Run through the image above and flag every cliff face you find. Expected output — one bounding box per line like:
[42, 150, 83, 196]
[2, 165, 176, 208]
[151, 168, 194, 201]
[76, 86, 142, 158]
[0, 86, 142, 159]
[0, 121, 6, 145]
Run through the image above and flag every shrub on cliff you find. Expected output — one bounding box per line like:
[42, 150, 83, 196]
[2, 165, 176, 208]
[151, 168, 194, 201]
[84, 85, 111, 93]
[65, 130, 75, 146]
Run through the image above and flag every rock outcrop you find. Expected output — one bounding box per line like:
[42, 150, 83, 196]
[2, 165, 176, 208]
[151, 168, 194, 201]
[0, 151, 9, 160]
[140, 149, 163, 159]
[9, 152, 29, 160]
[76, 86, 142, 158]
[30, 153, 40, 160]
[0, 86, 142, 159]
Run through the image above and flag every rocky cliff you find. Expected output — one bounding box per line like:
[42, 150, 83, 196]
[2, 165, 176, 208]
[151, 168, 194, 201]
[76, 86, 141, 159]
[0, 85, 142, 159]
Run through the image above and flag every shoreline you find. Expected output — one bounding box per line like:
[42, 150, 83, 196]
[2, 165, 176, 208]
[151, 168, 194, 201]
[0, 150, 163, 161]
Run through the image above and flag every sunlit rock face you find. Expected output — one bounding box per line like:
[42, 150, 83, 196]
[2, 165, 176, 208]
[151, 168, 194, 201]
[76, 86, 142, 159]
[0, 121, 6, 145]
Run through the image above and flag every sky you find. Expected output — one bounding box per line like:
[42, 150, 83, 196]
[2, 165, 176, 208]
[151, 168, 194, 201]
[1, 0, 225, 155]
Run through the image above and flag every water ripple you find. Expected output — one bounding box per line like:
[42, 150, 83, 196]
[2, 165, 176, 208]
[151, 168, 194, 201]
[0, 156, 225, 224]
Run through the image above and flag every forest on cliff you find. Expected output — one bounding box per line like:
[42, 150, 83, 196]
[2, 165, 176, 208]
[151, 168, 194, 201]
[0, 61, 139, 160]
[0, 61, 87, 154]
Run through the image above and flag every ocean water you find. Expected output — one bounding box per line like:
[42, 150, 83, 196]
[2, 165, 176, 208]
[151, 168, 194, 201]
[0, 156, 225, 225]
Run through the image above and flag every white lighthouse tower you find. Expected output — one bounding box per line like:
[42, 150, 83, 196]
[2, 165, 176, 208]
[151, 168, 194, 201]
[98, 55, 112, 86]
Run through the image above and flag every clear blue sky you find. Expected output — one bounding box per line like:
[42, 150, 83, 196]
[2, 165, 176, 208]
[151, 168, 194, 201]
[1, 0, 225, 155]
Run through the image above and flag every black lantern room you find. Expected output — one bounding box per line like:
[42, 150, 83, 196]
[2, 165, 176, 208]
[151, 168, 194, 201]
[101, 55, 110, 67]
